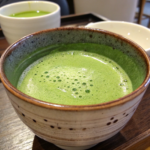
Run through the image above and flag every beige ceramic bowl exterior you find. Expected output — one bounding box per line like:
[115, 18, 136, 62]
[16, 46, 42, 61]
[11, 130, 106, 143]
[0, 1, 60, 45]
[85, 21, 150, 56]
[5, 89, 147, 150]
[0, 28, 150, 150]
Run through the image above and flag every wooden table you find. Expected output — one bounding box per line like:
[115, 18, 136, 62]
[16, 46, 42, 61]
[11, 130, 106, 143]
[0, 13, 150, 150]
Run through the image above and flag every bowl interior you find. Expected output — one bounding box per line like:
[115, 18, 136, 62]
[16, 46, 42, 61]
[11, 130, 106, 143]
[2, 28, 148, 101]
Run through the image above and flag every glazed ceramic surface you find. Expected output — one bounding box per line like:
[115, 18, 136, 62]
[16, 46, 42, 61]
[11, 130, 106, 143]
[86, 21, 150, 56]
[0, 28, 150, 150]
[0, 1, 60, 45]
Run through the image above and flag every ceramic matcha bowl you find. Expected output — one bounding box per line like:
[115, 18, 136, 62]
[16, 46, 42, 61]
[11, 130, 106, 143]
[0, 28, 150, 150]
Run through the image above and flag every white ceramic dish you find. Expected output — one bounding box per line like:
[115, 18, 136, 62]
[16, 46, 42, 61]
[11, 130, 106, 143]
[85, 21, 150, 56]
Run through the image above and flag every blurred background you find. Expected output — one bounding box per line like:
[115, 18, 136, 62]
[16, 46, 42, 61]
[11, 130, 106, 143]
[0, 0, 150, 28]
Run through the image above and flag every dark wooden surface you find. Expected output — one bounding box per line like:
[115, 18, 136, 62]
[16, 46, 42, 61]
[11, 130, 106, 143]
[0, 37, 9, 56]
[0, 13, 150, 150]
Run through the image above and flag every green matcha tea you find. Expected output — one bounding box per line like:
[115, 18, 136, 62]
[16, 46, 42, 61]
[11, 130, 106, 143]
[17, 44, 133, 105]
[10, 10, 50, 17]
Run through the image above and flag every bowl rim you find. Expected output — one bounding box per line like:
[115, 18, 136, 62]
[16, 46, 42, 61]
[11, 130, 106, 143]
[0, 1, 60, 20]
[0, 27, 150, 111]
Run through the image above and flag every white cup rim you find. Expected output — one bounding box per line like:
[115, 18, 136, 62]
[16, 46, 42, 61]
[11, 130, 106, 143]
[86, 20, 150, 31]
[0, 1, 60, 20]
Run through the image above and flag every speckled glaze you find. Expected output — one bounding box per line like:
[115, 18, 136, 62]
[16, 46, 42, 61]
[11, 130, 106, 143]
[0, 28, 150, 150]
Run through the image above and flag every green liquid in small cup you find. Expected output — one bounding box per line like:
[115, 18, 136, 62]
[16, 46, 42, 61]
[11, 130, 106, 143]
[10, 10, 50, 17]
[17, 43, 133, 105]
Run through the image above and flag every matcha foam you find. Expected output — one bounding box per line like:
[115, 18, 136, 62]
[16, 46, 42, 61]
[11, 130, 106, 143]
[17, 48, 133, 105]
